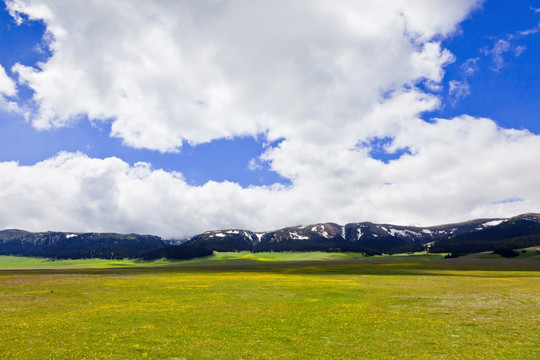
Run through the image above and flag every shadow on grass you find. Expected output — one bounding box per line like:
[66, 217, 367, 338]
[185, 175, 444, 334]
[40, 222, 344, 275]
[2, 255, 538, 277]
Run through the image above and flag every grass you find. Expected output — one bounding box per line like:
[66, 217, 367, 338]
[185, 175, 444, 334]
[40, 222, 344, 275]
[0, 253, 538, 359]
[0, 251, 441, 270]
[0, 256, 175, 269]
[200, 251, 369, 262]
[465, 247, 540, 261]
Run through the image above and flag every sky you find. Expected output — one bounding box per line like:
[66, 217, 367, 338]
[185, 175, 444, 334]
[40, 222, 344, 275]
[0, 0, 539, 238]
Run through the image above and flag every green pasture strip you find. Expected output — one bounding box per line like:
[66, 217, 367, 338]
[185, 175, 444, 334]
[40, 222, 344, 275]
[465, 247, 540, 261]
[0, 265, 538, 359]
[178, 251, 370, 265]
[217, 251, 370, 261]
[0, 256, 174, 269]
[518, 247, 540, 260]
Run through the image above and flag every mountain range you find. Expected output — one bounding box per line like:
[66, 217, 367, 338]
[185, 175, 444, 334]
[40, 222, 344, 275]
[185, 213, 540, 255]
[1, 213, 539, 260]
[0, 230, 165, 259]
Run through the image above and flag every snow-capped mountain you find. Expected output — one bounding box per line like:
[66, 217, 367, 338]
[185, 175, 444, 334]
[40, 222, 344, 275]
[2, 213, 538, 258]
[186, 215, 531, 253]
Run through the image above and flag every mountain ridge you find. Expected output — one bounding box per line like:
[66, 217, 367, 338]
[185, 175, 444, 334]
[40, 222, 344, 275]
[0, 230, 166, 259]
[184, 216, 521, 252]
[1, 213, 539, 259]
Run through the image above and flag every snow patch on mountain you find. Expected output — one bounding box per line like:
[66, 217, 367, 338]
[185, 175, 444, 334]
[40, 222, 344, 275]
[289, 231, 309, 240]
[482, 220, 505, 227]
[475, 219, 506, 230]
[311, 225, 330, 238]
[388, 228, 408, 237]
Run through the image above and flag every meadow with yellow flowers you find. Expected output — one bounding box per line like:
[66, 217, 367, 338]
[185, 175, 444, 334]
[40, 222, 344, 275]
[0, 252, 538, 359]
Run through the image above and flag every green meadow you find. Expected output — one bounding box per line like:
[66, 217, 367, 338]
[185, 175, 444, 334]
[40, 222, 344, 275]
[0, 252, 538, 359]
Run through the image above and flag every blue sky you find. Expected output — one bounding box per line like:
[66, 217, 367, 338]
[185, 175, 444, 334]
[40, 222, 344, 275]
[436, 0, 540, 133]
[0, 0, 539, 237]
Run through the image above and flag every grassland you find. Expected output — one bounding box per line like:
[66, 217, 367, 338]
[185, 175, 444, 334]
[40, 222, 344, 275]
[464, 246, 540, 261]
[0, 252, 538, 359]
[0, 252, 370, 269]
[0, 256, 175, 269]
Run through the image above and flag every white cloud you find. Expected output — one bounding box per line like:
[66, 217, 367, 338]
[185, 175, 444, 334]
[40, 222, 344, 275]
[513, 45, 526, 56]
[480, 22, 540, 71]
[460, 57, 479, 76]
[482, 39, 511, 71]
[0, 64, 22, 113]
[518, 27, 539, 36]
[247, 158, 263, 172]
[0, 65, 17, 97]
[4, 0, 538, 237]
[446, 57, 477, 104]
[7, 0, 480, 151]
[1, 118, 540, 238]
[448, 80, 470, 105]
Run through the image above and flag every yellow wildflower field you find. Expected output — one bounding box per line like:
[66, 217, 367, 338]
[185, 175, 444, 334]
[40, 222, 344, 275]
[0, 254, 538, 359]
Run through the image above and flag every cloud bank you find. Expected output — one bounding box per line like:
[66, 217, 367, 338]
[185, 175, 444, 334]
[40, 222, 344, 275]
[3, 0, 540, 238]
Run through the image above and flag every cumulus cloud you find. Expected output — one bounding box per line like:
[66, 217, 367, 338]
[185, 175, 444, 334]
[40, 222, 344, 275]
[4, 0, 539, 238]
[7, 0, 478, 151]
[1, 118, 540, 238]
